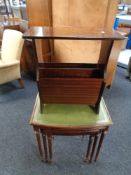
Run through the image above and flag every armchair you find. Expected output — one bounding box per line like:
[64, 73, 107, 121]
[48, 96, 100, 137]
[0, 29, 24, 87]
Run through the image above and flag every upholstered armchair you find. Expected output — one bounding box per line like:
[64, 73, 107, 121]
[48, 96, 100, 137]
[0, 29, 24, 87]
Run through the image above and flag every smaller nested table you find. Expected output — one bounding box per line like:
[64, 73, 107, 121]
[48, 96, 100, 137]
[30, 95, 112, 163]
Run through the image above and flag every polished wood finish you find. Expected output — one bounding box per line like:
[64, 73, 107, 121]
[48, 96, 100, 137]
[89, 134, 99, 163]
[47, 133, 52, 162]
[99, 40, 113, 65]
[105, 40, 123, 86]
[95, 130, 107, 161]
[30, 95, 112, 163]
[33, 125, 109, 163]
[20, 39, 36, 77]
[42, 133, 48, 162]
[35, 128, 44, 161]
[26, 1, 116, 163]
[85, 135, 94, 162]
[23, 26, 123, 113]
[23, 26, 123, 40]
[37, 62, 105, 113]
[38, 78, 103, 103]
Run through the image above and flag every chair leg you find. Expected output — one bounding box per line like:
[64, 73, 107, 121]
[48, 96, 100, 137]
[17, 78, 24, 88]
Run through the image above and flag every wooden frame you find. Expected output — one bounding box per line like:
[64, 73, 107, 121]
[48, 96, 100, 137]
[37, 62, 105, 113]
[30, 95, 112, 163]
[23, 1, 122, 163]
[23, 26, 123, 113]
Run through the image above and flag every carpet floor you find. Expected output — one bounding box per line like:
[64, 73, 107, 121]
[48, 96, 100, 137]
[0, 67, 131, 175]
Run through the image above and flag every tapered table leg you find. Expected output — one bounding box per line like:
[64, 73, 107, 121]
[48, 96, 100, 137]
[35, 129, 43, 161]
[85, 135, 93, 162]
[47, 133, 53, 163]
[42, 133, 48, 162]
[89, 134, 98, 163]
[95, 131, 106, 162]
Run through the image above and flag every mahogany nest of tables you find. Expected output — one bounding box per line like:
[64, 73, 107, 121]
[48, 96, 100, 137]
[30, 95, 112, 163]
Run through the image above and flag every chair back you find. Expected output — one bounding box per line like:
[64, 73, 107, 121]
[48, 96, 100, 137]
[1, 29, 24, 62]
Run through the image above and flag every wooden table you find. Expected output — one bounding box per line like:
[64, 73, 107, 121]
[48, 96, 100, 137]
[23, 26, 124, 40]
[23, 26, 124, 87]
[30, 95, 112, 163]
[23, 26, 121, 163]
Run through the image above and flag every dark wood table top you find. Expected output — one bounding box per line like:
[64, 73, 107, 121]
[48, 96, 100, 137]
[23, 26, 124, 40]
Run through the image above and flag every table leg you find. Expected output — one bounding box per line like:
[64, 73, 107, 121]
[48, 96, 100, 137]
[35, 129, 43, 161]
[42, 133, 48, 162]
[94, 131, 106, 162]
[85, 135, 93, 162]
[89, 134, 98, 163]
[47, 133, 53, 162]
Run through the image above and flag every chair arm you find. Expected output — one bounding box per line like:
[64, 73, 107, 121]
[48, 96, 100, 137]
[0, 60, 19, 68]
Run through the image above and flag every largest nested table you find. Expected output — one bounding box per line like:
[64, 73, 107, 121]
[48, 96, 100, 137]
[30, 95, 112, 163]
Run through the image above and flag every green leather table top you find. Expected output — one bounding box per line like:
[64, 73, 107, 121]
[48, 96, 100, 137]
[30, 95, 112, 127]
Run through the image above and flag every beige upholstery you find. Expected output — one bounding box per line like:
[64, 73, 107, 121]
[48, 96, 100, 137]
[0, 29, 24, 85]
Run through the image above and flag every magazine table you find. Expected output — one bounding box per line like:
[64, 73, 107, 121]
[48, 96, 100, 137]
[23, 26, 123, 163]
